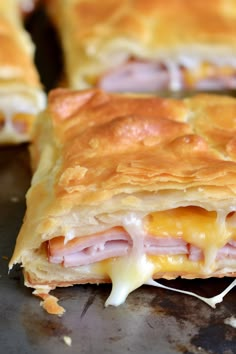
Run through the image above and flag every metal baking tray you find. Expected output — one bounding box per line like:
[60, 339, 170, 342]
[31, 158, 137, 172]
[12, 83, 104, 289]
[0, 6, 236, 354]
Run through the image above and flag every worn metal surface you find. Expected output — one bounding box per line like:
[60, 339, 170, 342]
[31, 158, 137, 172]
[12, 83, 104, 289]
[0, 139, 235, 354]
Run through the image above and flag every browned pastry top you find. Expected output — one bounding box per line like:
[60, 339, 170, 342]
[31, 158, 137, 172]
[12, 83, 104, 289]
[45, 89, 236, 207]
[51, 0, 235, 49]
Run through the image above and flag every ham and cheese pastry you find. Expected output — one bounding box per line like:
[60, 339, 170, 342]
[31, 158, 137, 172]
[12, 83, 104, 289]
[10, 88, 236, 307]
[47, 0, 236, 92]
[0, 0, 45, 144]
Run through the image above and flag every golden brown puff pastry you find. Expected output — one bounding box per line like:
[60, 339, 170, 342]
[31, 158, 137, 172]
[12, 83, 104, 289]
[0, 0, 45, 144]
[9, 88, 236, 308]
[47, 0, 236, 92]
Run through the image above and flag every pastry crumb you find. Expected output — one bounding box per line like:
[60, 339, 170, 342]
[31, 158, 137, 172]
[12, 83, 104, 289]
[224, 316, 236, 328]
[10, 196, 19, 203]
[63, 336, 72, 346]
[37, 293, 65, 316]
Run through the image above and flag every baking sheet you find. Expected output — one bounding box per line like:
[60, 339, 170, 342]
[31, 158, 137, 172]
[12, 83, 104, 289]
[0, 6, 236, 354]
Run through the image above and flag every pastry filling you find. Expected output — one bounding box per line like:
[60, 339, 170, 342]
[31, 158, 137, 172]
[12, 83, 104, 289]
[0, 111, 34, 135]
[98, 59, 236, 92]
[47, 206, 236, 272]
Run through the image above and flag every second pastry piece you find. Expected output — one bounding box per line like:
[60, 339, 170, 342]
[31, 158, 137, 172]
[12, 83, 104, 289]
[47, 0, 236, 92]
[0, 0, 45, 144]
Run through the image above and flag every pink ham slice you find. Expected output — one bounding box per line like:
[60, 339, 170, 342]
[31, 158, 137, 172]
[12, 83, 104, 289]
[48, 227, 132, 267]
[48, 227, 236, 268]
[196, 76, 236, 90]
[144, 236, 188, 255]
[98, 59, 236, 93]
[189, 243, 236, 261]
[48, 227, 188, 267]
[188, 245, 203, 262]
[217, 244, 236, 259]
[99, 61, 170, 92]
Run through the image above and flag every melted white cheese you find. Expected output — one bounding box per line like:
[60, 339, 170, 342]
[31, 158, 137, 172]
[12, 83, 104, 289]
[145, 278, 236, 308]
[104, 209, 236, 307]
[105, 254, 154, 306]
[122, 213, 146, 256]
[105, 253, 236, 308]
[104, 213, 152, 306]
[164, 59, 183, 91]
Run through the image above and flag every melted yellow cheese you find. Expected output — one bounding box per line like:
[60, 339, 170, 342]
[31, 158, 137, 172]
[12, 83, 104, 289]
[184, 62, 236, 86]
[149, 254, 203, 275]
[148, 207, 233, 270]
[0, 110, 34, 142]
[92, 207, 235, 306]
[93, 252, 236, 308]
[94, 253, 203, 278]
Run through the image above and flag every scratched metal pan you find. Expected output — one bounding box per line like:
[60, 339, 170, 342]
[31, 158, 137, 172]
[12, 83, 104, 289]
[0, 6, 236, 354]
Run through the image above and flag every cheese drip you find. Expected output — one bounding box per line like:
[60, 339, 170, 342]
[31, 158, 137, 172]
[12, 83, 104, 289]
[105, 213, 153, 306]
[104, 252, 236, 308]
[104, 208, 235, 307]
[105, 254, 154, 306]
[148, 207, 232, 272]
[146, 278, 236, 308]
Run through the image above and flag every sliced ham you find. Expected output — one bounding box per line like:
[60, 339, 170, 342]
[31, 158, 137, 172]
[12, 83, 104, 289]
[145, 236, 188, 255]
[98, 59, 236, 93]
[188, 243, 236, 261]
[196, 76, 236, 90]
[48, 227, 132, 267]
[48, 227, 236, 268]
[62, 240, 131, 267]
[99, 61, 171, 93]
[188, 245, 203, 261]
[13, 120, 27, 134]
[217, 244, 236, 259]
[48, 228, 188, 267]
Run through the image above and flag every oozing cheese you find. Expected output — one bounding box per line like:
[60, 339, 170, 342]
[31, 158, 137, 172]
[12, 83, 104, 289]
[148, 207, 233, 271]
[91, 207, 236, 307]
[105, 254, 154, 306]
[146, 278, 236, 309]
[166, 60, 236, 89]
[184, 63, 236, 86]
[95, 250, 236, 308]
